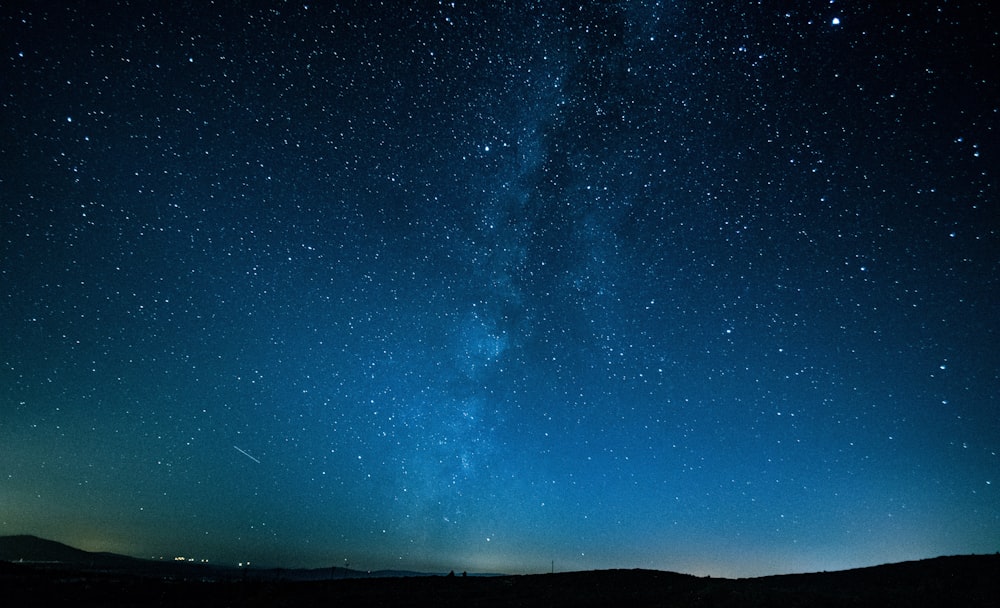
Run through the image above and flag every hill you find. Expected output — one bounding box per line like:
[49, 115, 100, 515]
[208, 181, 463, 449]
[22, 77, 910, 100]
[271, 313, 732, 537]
[0, 534, 99, 564]
[0, 535, 430, 580]
[1, 536, 997, 606]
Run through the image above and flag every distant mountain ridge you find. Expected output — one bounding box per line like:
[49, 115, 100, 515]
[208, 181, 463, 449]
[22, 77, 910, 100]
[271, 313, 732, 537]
[0, 535, 434, 580]
[1, 538, 998, 608]
[0, 534, 208, 576]
[0, 534, 99, 563]
[2, 534, 998, 586]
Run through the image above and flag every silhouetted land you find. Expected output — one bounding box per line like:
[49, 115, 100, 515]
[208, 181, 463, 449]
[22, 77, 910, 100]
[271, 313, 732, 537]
[1, 536, 997, 607]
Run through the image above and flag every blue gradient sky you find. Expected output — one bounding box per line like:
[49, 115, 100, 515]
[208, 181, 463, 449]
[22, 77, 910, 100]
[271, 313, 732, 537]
[1, 1, 997, 577]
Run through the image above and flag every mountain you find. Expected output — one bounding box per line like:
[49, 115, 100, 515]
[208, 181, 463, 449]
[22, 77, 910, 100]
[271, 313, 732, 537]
[0, 534, 207, 576]
[2, 536, 997, 606]
[0, 534, 152, 570]
[0, 534, 99, 564]
[0, 535, 430, 580]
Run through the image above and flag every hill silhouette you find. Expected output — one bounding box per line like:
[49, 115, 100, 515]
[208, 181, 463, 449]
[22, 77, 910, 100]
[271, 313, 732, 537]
[0, 535, 432, 580]
[0, 534, 99, 563]
[1, 535, 997, 606]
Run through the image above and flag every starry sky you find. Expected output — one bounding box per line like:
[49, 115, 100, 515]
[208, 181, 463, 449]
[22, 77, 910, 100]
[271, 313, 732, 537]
[1, 1, 997, 578]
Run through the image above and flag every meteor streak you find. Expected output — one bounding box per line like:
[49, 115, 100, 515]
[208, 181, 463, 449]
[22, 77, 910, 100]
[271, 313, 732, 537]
[233, 445, 261, 463]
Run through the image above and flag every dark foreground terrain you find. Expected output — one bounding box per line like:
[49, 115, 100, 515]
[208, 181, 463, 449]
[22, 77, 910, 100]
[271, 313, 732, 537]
[2, 554, 998, 607]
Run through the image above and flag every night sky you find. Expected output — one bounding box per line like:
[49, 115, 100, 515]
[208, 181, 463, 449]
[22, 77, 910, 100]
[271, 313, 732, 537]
[1, 1, 997, 578]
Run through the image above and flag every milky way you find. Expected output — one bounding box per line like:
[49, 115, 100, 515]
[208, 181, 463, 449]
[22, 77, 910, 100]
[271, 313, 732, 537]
[1, 1, 997, 577]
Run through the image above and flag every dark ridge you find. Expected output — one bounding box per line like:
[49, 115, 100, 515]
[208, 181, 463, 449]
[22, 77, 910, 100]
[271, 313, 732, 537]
[0, 534, 98, 563]
[2, 536, 997, 607]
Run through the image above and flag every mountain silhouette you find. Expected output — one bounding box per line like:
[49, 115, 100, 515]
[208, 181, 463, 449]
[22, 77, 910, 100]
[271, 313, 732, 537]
[0, 535, 430, 580]
[0, 534, 94, 563]
[2, 535, 998, 606]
